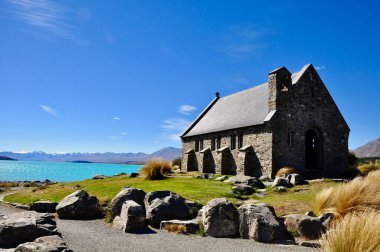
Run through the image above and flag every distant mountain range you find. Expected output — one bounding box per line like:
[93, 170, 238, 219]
[353, 138, 380, 158]
[0, 147, 182, 164]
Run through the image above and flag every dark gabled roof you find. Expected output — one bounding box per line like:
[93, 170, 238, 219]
[181, 64, 311, 137]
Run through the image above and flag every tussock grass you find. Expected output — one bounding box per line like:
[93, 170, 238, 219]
[164, 223, 186, 234]
[321, 211, 380, 252]
[276, 167, 296, 177]
[313, 170, 380, 218]
[358, 161, 380, 175]
[139, 159, 172, 180]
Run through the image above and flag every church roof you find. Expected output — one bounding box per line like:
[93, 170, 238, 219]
[181, 64, 311, 137]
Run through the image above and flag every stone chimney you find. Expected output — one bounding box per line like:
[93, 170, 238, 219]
[268, 66, 291, 111]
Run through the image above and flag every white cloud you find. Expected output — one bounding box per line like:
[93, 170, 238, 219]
[217, 25, 269, 60]
[40, 105, 59, 117]
[161, 118, 191, 141]
[178, 105, 196, 115]
[315, 65, 326, 70]
[7, 0, 88, 44]
[113, 117, 121, 120]
[120, 132, 128, 135]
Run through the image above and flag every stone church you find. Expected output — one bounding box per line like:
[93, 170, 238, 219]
[180, 64, 350, 178]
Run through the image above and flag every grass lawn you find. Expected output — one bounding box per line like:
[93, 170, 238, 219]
[3, 175, 341, 216]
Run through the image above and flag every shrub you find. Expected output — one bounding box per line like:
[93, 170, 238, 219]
[348, 152, 358, 167]
[321, 211, 380, 252]
[313, 170, 380, 218]
[275, 166, 296, 177]
[358, 160, 380, 175]
[139, 159, 172, 180]
[163, 223, 186, 234]
[172, 158, 182, 169]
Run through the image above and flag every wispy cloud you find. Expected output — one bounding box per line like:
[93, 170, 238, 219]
[120, 132, 128, 135]
[217, 25, 269, 60]
[113, 117, 121, 120]
[161, 118, 191, 142]
[178, 105, 196, 115]
[315, 65, 326, 70]
[40, 105, 59, 117]
[7, 0, 88, 44]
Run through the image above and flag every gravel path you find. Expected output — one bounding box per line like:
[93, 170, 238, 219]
[0, 202, 315, 252]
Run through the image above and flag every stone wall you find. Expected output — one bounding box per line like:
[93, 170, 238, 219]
[269, 65, 350, 178]
[181, 124, 273, 176]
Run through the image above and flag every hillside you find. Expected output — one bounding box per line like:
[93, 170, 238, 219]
[0, 155, 17, 161]
[0, 147, 181, 164]
[353, 138, 380, 158]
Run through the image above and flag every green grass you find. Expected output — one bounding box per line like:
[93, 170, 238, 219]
[3, 175, 340, 216]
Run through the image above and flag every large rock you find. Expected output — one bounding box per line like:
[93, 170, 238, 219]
[109, 187, 146, 217]
[30, 201, 58, 213]
[225, 175, 265, 189]
[14, 235, 71, 252]
[272, 177, 292, 188]
[144, 191, 192, 227]
[0, 211, 58, 247]
[286, 173, 308, 186]
[119, 200, 146, 232]
[284, 214, 327, 239]
[56, 190, 102, 219]
[232, 184, 255, 195]
[238, 203, 284, 242]
[201, 198, 238, 238]
[160, 219, 199, 234]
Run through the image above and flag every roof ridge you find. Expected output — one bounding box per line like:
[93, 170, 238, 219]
[220, 82, 268, 100]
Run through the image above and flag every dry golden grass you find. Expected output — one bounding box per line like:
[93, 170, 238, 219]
[358, 161, 380, 175]
[321, 211, 380, 252]
[313, 170, 380, 219]
[139, 159, 172, 180]
[164, 223, 186, 234]
[276, 166, 296, 177]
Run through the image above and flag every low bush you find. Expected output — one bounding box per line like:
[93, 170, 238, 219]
[321, 211, 380, 252]
[313, 170, 380, 218]
[164, 223, 186, 234]
[357, 161, 380, 175]
[172, 158, 182, 169]
[275, 166, 296, 177]
[139, 159, 172, 180]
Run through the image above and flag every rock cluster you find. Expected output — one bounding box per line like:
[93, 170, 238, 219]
[0, 211, 59, 247]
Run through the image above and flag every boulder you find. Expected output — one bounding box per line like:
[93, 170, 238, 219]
[112, 216, 124, 230]
[119, 200, 146, 232]
[286, 173, 308, 186]
[284, 214, 326, 239]
[14, 235, 71, 252]
[259, 175, 271, 182]
[232, 184, 255, 195]
[129, 173, 139, 178]
[225, 175, 265, 189]
[71, 184, 80, 190]
[92, 174, 108, 179]
[0, 211, 58, 247]
[144, 191, 192, 227]
[215, 175, 228, 182]
[56, 190, 102, 219]
[109, 187, 146, 217]
[272, 177, 292, 188]
[160, 219, 199, 234]
[238, 203, 284, 243]
[30, 201, 58, 213]
[201, 198, 238, 238]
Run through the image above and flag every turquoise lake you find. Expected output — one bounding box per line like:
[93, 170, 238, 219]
[0, 160, 141, 182]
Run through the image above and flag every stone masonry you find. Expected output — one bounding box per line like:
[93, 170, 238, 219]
[180, 64, 350, 178]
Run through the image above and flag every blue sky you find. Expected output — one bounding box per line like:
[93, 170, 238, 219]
[0, 0, 379, 153]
